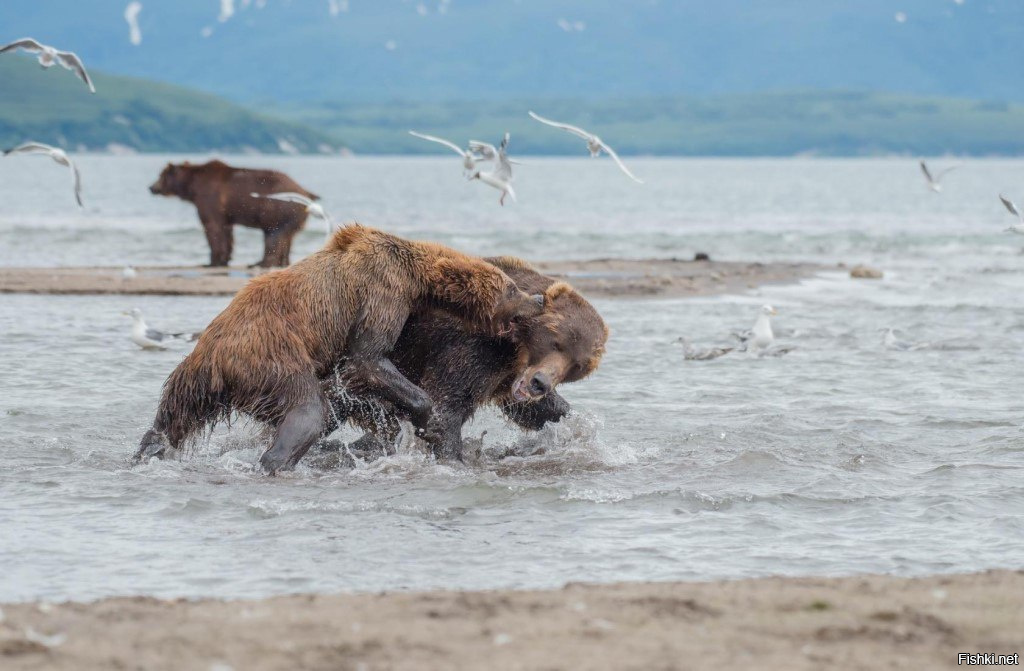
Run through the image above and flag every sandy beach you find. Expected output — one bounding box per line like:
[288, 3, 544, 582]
[1, 570, 1020, 670]
[0, 258, 827, 299]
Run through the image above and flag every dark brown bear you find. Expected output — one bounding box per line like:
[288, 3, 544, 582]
[149, 159, 317, 267]
[134, 225, 545, 474]
[329, 256, 609, 461]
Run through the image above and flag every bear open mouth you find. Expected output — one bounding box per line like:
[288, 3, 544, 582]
[511, 376, 536, 403]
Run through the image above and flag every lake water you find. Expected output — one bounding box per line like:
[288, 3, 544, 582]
[1, 156, 1023, 603]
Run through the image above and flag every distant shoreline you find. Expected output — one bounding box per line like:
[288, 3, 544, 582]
[0, 259, 828, 300]
[1, 570, 1020, 670]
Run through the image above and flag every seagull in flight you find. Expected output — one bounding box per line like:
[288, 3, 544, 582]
[409, 131, 488, 177]
[468, 139, 523, 166]
[3, 142, 83, 207]
[919, 160, 956, 193]
[125, 2, 143, 46]
[999, 194, 1024, 235]
[470, 133, 516, 205]
[528, 111, 643, 183]
[123, 308, 202, 350]
[0, 38, 95, 93]
[251, 192, 336, 241]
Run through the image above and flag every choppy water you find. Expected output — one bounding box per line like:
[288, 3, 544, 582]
[2, 156, 1023, 603]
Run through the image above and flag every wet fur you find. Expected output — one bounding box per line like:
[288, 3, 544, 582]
[334, 257, 609, 461]
[137, 225, 541, 470]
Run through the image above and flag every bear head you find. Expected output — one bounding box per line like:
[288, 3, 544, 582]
[149, 162, 193, 198]
[508, 282, 608, 402]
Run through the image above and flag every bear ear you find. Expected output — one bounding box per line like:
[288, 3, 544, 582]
[544, 282, 574, 303]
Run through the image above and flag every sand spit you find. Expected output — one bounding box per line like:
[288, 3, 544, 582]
[1, 570, 1021, 670]
[0, 258, 826, 299]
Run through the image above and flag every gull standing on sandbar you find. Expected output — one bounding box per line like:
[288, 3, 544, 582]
[528, 111, 643, 183]
[470, 132, 516, 205]
[123, 308, 202, 350]
[409, 131, 487, 177]
[3, 142, 83, 206]
[0, 38, 96, 93]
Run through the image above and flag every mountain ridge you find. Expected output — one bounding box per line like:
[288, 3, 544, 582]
[1, 0, 1022, 104]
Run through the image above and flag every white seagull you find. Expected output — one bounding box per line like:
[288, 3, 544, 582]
[470, 133, 516, 205]
[883, 328, 928, 351]
[123, 308, 201, 350]
[0, 38, 95, 93]
[251, 192, 335, 241]
[121, 265, 138, 280]
[919, 160, 956, 193]
[999, 194, 1024, 235]
[409, 131, 486, 177]
[676, 337, 733, 361]
[125, 2, 143, 46]
[467, 139, 523, 166]
[3, 142, 83, 207]
[733, 305, 778, 352]
[528, 110, 643, 183]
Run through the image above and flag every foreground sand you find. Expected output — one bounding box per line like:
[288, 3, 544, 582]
[0, 258, 826, 299]
[2, 571, 1020, 670]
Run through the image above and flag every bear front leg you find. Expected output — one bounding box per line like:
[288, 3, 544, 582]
[202, 215, 233, 267]
[500, 391, 571, 431]
[424, 410, 466, 462]
[259, 394, 328, 475]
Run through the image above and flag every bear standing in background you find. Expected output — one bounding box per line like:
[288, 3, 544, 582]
[332, 256, 609, 462]
[134, 225, 545, 474]
[149, 159, 317, 267]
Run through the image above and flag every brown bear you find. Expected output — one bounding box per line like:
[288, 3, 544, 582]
[134, 225, 545, 474]
[327, 256, 609, 462]
[149, 159, 317, 267]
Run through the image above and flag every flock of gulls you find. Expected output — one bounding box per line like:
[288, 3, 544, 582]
[2, 31, 1023, 356]
[678, 304, 793, 361]
[0, 34, 645, 212]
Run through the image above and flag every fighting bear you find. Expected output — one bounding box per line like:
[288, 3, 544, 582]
[149, 159, 317, 267]
[135, 225, 544, 474]
[330, 256, 609, 461]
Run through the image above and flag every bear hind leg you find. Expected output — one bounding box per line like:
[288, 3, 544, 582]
[255, 223, 297, 268]
[259, 393, 328, 475]
[136, 428, 171, 461]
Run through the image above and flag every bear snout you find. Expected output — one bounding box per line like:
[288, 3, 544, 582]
[511, 368, 555, 403]
[529, 371, 552, 397]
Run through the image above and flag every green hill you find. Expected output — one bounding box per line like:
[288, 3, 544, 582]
[275, 91, 1024, 156]
[4, 54, 1023, 157]
[0, 59, 342, 153]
